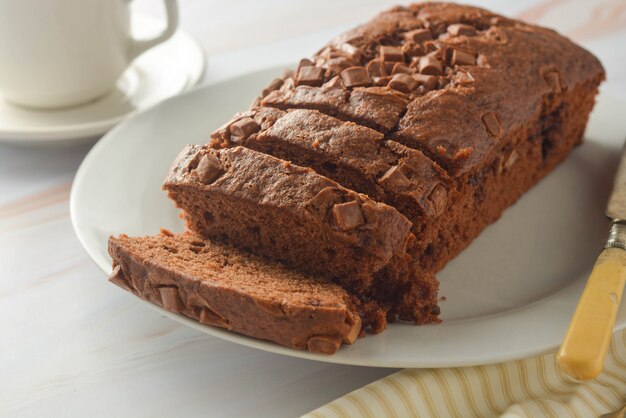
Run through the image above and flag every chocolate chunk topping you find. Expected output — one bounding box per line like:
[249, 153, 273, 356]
[427, 184, 448, 216]
[332, 201, 365, 231]
[451, 48, 476, 66]
[194, 154, 223, 184]
[373, 76, 392, 86]
[388, 73, 418, 93]
[324, 57, 354, 78]
[404, 28, 432, 43]
[454, 70, 475, 85]
[198, 306, 230, 328]
[543, 71, 562, 93]
[324, 75, 345, 89]
[391, 63, 411, 75]
[343, 315, 362, 344]
[340, 67, 372, 88]
[298, 58, 314, 70]
[366, 59, 387, 78]
[379, 45, 404, 62]
[482, 112, 502, 137]
[338, 42, 360, 59]
[307, 335, 342, 354]
[418, 55, 443, 75]
[296, 66, 325, 87]
[379, 165, 412, 189]
[159, 287, 184, 313]
[447, 23, 476, 36]
[477, 54, 489, 67]
[503, 150, 518, 170]
[109, 265, 132, 291]
[402, 43, 426, 58]
[413, 73, 436, 86]
[230, 117, 260, 142]
[262, 78, 284, 97]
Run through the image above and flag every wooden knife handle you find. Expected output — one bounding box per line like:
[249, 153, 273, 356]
[557, 247, 626, 380]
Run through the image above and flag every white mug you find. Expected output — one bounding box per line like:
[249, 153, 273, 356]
[0, 0, 178, 109]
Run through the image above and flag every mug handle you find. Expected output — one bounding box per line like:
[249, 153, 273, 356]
[128, 0, 179, 60]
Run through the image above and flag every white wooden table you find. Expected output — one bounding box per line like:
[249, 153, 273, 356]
[2, 1, 625, 416]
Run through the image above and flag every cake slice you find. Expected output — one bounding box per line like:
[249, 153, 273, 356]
[108, 232, 371, 353]
[163, 145, 440, 323]
[210, 107, 454, 259]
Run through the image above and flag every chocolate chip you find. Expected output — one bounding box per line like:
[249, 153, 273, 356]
[379, 45, 404, 62]
[454, 70, 475, 85]
[427, 184, 448, 216]
[109, 265, 132, 291]
[306, 187, 341, 212]
[159, 228, 174, 237]
[198, 306, 230, 328]
[543, 71, 562, 93]
[307, 335, 342, 354]
[379, 165, 412, 189]
[402, 42, 426, 58]
[391, 63, 411, 75]
[447, 23, 476, 36]
[404, 28, 432, 43]
[503, 150, 518, 170]
[418, 55, 442, 75]
[482, 112, 502, 137]
[343, 315, 362, 345]
[229, 117, 260, 142]
[159, 287, 184, 313]
[412, 73, 435, 86]
[332, 201, 365, 231]
[477, 54, 489, 67]
[338, 42, 360, 59]
[281, 77, 295, 91]
[451, 49, 476, 66]
[324, 57, 353, 78]
[262, 78, 284, 97]
[194, 154, 223, 184]
[296, 65, 325, 87]
[298, 58, 314, 71]
[384, 61, 397, 74]
[340, 66, 372, 88]
[388, 73, 418, 93]
[373, 76, 392, 86]
[366, 59, 387, 78]
[324, 76, 345, 89]
[490, 17, 513, 26]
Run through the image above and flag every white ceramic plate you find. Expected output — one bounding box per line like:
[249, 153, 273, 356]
[0, 15, 205, 146]
[71, 66, 626, 368]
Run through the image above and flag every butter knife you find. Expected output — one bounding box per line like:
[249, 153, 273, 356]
[557, 144, 626, 380]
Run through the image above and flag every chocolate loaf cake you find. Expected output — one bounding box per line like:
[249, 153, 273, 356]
[109, 232, 365, 353]
[207, 3, 605, 273]
[110, 3, 605, 352]
[164, 145, 440, 324]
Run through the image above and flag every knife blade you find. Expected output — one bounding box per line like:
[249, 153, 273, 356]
[557, 143, 626, 380]
[607, 145, 626, 220]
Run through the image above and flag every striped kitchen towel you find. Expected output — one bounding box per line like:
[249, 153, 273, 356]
[304, 330, 626, 418]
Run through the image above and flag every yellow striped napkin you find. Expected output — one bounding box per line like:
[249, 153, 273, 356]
[304, 330, 626, 418]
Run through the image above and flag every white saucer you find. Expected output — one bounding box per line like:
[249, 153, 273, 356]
[0, 15, 205, 146]
[70, 65, 626, 368]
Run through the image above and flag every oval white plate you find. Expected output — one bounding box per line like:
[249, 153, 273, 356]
[71, 66, 626, 368]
